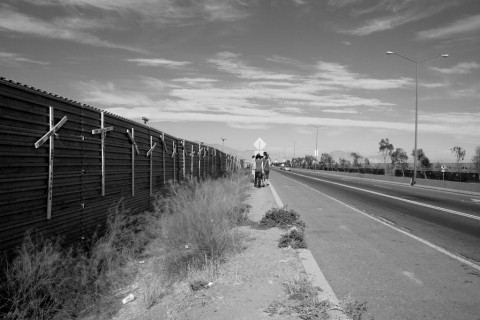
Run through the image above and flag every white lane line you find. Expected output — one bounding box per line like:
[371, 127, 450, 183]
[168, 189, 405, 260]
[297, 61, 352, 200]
[402, 271, 423, 286]
[291, 171, 480, 222]
[373, 184, 392, 190]
[280, 174, 480, 272]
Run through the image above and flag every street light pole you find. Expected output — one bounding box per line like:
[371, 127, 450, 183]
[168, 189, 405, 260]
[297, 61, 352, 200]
[386, 51, 448, 186]
[308, 124, 320, 170]
[290, 140, 297, 167]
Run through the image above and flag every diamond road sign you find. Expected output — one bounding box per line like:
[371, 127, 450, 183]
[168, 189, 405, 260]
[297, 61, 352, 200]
[253, 138, 266, 151]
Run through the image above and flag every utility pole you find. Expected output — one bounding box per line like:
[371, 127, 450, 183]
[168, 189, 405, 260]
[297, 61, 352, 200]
[221, 137, 227, 152]
[308, 124, 321, 170]
[386, 50, 448, 186]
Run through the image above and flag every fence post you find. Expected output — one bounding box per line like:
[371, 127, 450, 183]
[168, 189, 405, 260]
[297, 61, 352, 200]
[126, 128, 139, 196]
[91, 111, 113, 196]
[161, 133, 166, 185]
[182, 140, 186, 181]
[191, 144, 194, 181]
[34, 106, 68, 220]
[147, 136, 157, 195]
[198, 142, 202, 180]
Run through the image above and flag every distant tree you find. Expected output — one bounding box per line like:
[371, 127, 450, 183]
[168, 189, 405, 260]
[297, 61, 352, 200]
[339, 157, 348, 171]
[379, 138, 394, 175]
[304, 155, 316, 169]
[363, 157, 370, 167]
[320, 153, 334, 170]
[291, 157, 304, 168]
[412, 148, 431, 179]
[450, 146, 466, 174]
[350, 152, 363, 172]
[472, 146, 480, 176]
[391, 148, 408, 177]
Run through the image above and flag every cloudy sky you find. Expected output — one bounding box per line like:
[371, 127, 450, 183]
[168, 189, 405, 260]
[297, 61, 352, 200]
[1, 0, 479, 162]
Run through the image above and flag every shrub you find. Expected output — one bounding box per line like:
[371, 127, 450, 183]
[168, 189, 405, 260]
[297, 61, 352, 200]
[259, 207, 306, 230]
[0, 201, 147, 320]
[278, 229, 307, 249]
[155, 172, 250, 272]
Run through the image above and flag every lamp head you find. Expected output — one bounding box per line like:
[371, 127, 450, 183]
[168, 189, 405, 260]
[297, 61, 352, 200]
[386, 51, 395, 55]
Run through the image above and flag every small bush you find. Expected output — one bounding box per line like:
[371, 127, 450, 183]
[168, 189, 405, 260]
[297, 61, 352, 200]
[341, 299, 370, 320]
[158, 173, 250, 263]
[259, 207, 306, 230]
[266, 274, 330, 320]
[278, 229, 307, 249]
[0, 200, 149, 320]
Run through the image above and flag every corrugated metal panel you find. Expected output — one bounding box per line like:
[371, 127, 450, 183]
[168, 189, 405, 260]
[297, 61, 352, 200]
[0, 77, 238, 253]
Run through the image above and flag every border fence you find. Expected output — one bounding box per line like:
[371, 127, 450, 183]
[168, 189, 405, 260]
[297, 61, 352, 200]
[0, 77, 240, 253]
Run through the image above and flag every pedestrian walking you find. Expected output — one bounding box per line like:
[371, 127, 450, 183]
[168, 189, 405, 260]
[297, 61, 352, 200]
[263, 152, 271, 186]
[253, 153, 264, 188]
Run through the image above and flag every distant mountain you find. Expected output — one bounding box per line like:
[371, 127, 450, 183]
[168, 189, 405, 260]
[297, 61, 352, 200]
[203, 143, 267, 160]
[328, 150, 387, 164]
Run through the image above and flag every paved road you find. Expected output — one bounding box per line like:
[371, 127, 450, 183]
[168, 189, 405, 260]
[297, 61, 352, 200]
[270, 168, 480, 320]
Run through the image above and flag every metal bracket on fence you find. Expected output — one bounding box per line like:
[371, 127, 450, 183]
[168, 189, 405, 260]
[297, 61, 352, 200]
[91, 111, 113, 196]
[198, 142, 202, 179]
[148, 136, 156, 195]
[126, 129, 140, 155]
[146, 141, 157, 157]
[34, 107, 68, 219]
[127, 128, 136, 196]
[171, 141, 177, 158]
[181, 140, 186, 180]
[171, 141, 177, 182]
[159, 133, 169, 153]
[160, 133, 166, 184]
[34, 114, 68, 148]
[190, 144, 194, 180]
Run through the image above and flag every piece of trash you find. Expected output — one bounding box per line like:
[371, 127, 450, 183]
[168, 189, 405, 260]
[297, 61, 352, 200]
[122, 293, 135, 304]
[137, 260, 145, 264]
[184, 244, 189, 249]
[288, 226, 298, 233]
[207, 282, 213, 287]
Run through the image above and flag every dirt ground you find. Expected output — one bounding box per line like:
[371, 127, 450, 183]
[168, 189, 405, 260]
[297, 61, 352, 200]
[110, 183, 311, 320]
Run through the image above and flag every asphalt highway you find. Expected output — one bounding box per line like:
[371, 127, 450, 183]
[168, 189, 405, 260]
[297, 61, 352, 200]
[275, 168, 480, 263]
[270, 168, 480, 320]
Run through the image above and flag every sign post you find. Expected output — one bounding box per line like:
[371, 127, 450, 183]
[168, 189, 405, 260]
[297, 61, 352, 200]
[253, 138, 266, 155]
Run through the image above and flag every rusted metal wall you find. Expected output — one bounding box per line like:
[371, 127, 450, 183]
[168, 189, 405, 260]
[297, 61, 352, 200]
[0, 77, 239, 253]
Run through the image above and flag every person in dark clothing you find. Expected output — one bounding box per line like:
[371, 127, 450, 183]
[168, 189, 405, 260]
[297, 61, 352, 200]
[262, 152, 271, 185]
[253, 153, 264, 188]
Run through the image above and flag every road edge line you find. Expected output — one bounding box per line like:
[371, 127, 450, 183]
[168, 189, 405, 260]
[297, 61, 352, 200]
[268, 183, 345, 312]
[281, 175, 480, 272]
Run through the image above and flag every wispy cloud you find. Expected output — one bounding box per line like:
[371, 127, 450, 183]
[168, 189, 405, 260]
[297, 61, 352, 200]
[208, 52, 296, 80]
[417, 14, 480, 39]
[127, 58, 191, 68]
[314, 61, 412, 89]
[336, 2, 453, 36]
[77, 73, 477, 137]
[0, 51, 50, 66]
[0, 6, 144, 52]
[173, 77, 219, 83]
[322, 109, 358, 114]
[431, 61, 480, 75]
[21, 0, 250, 24]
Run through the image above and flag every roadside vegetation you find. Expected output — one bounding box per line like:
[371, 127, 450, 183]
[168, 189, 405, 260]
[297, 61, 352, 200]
[257, 206, 307, 249]
[265, 273, 330, 319]
[0, 171, 251, 320]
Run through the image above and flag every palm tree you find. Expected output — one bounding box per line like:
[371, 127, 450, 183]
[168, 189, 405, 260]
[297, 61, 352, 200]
[379, 138, 394, 175]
